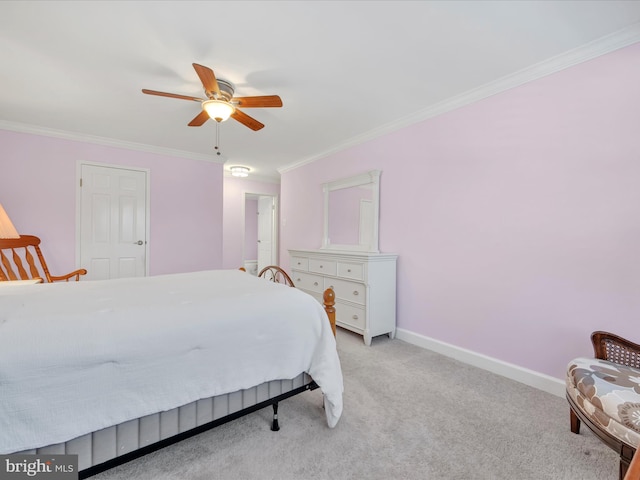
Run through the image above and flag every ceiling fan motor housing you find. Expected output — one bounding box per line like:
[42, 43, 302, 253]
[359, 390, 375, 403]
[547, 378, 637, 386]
[214, 79, 234, 101]
[203, 79, 236, 122]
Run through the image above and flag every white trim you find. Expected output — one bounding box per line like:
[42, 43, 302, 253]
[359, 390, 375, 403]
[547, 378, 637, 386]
[271, 195, 279, 266]
[0, 120, 223, 164]
[395, 328, 565, 398]
[278, 24, 640, 174]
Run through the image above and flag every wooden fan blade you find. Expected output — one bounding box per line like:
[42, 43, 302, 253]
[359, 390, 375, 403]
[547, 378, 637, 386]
[231, 109, 264, 131]
[188, 110, 210, 127]
[234, 95, 283, 108]
[192, 63, 220, 96]
[141, 89, 203, 102]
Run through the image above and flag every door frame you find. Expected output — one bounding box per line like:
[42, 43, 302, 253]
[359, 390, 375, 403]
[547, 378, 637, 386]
[75, 161, 151, 276]
[244, 193, 279, 270]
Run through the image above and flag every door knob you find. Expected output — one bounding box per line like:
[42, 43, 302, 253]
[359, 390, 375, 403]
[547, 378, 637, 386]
[135, 240, 144, 245]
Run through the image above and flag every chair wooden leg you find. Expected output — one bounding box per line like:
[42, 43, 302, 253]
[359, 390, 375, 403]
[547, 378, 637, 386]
[570, 408, 581, 434]
[621, 460, 629, 480]
[620, 444, 635, 480]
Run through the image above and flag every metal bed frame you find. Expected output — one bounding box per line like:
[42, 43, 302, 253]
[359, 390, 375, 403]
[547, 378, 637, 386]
[15, 285, 337, 478]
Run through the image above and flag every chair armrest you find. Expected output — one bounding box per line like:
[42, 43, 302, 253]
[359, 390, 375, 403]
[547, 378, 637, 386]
[49, 269, 88, 282]
[591, 331, 640, 368]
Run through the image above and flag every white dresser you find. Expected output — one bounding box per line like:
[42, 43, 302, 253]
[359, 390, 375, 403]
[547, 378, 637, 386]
[289, 249, 397, 346]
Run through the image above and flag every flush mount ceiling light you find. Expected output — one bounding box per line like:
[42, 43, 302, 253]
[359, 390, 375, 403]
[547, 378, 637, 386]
[202, 99, 236, 122]
[230, 166, 250, 177]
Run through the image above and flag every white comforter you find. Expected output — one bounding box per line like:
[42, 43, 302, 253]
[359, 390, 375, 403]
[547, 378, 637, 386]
[0, 270, 343, 454]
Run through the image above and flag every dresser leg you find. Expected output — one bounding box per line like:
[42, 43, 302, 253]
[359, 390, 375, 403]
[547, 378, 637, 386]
[364, 332, 372, 346]
[388, 330, 396, 340]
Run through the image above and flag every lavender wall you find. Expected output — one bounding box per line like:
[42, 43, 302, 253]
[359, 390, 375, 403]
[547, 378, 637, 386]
[0, 130, 224, 276]
[222, 176, 280, 269]
[281, 43, 640, 380]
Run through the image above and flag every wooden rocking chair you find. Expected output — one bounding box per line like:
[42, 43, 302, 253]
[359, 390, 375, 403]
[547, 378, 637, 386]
[0, 235, 87, 283]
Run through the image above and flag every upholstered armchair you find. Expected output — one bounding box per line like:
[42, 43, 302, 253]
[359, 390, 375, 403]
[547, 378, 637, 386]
[567, 331, 640, 480]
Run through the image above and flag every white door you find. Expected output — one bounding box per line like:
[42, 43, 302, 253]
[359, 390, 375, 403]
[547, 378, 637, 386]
[80, 164, 148, 280]
[257, 195, 276, 273]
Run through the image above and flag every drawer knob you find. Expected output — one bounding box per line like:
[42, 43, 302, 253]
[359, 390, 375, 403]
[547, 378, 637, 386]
[320, 265, 323, 268]
[329, 285, 334, 289]
[353, 291, 359, 296]
[347, 269, 352, 273]
[314, 282, 319, 286]
[296, 278, 301, 282]
[352, 315, 359, 320]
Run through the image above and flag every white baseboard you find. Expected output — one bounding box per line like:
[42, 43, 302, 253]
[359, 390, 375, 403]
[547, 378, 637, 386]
[395, 328, 565, 398]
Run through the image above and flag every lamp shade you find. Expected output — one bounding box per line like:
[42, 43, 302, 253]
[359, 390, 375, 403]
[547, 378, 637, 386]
[202, 100, 235, 122]
[0, 203, 20, 238]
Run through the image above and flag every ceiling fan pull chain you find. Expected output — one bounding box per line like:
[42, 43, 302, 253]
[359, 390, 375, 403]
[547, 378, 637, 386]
[215, 121, 222, 156]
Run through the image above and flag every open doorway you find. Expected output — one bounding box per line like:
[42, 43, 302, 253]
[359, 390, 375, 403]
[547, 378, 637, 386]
[244, 193, 278, 275]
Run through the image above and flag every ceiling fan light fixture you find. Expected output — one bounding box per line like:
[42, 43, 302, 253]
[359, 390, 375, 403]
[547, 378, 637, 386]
[230, 166, 250, 177]
[202, 100, 235, 122]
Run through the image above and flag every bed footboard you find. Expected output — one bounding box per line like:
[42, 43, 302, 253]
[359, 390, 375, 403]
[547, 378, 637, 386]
[323, 287, 336, 336]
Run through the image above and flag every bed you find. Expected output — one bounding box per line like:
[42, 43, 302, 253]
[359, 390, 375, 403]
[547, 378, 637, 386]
[0, 269, 343, 477]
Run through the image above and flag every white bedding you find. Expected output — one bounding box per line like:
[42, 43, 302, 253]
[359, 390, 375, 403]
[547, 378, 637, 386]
[0, 269, 343, 454]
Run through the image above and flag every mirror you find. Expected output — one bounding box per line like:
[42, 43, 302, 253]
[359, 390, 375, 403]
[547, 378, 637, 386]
[322, 170, 380, 252]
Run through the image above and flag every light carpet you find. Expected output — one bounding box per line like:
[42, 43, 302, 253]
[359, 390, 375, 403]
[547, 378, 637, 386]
[92, 328, 618, 480]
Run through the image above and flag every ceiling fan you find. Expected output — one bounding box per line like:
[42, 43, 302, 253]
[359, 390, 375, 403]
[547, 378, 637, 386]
[142, 63, 282, 131]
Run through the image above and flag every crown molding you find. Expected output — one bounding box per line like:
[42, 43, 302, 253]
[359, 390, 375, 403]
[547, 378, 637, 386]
[0, 120, 224, 164]
[279, 23, 640, 175]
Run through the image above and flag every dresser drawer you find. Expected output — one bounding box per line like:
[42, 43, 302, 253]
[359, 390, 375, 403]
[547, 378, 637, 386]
[325, 277, 365, 305]
[290, 256, 309, 271]
[308, 258, 337, 276]
[336, 301, 366, 330]
[337, 262, 364, 281]
[292, 271, 324, 294]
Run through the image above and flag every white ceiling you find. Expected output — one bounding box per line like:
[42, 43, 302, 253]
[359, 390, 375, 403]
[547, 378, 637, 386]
[1, 1, 640, 181]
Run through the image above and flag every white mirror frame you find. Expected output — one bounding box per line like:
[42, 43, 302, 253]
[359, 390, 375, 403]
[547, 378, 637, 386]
[322, 170, 380, 253]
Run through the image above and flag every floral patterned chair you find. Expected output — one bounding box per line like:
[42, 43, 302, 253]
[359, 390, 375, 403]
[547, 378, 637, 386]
[567, 331, 640, 480]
